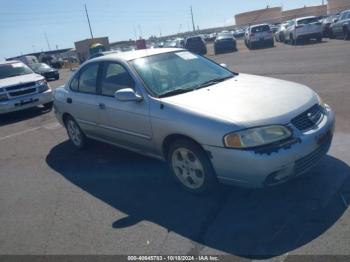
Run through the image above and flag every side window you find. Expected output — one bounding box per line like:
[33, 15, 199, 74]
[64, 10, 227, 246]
[100, 62, 135, 96]
[70, 73, 79, 91]
[339, 12, 346, 21]
[347, 12, 350, 19]
[79, 63, 99, 94]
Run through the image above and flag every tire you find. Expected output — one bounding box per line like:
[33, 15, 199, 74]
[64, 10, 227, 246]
[316, 35, 322, 42]
[329, 29, 335, 39]
[55, 75, 59, 80]
[43, 101, 53, 110]
[65, 116, 87, 149]
[344, 28, 350, 40]
[167, 139, 218, 194]
[290, 34, 297, 45]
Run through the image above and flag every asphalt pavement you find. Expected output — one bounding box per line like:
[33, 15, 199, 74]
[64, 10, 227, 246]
[0, 39, 350, 260]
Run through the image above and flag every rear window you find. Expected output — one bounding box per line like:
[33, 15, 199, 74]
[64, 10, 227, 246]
[186, 37, 202, 44]
[251, 25, 270, 33]
[297, 17, 319, 25]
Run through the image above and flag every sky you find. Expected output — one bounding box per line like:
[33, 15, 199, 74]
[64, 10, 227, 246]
[1, 0, 325, 59]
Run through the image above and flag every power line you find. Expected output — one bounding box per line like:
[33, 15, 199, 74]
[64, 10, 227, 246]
[85, 4, 94, 38]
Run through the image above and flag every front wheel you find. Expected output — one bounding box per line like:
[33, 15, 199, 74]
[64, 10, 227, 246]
[65, 116, 87, 149]
[168, 139, 218, 194]
[43, 101, 53, 110]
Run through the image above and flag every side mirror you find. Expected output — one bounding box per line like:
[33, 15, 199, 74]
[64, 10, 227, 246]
[115, 88, 143, 102]
[220, 63, 228, 68]
[333, 19, 338, 23]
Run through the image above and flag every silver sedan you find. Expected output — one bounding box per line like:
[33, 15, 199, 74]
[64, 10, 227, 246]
[53, 48, 335, 193]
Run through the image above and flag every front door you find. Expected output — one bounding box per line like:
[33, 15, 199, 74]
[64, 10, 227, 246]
[96, 61, 154, 153]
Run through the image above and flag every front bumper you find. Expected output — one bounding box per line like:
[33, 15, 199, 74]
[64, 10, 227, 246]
[0, 90, 53, 114]
[203, 105, 335, 188]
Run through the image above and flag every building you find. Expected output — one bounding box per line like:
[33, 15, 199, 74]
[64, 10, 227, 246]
[282, 5, 327, 21]
[74, 37, 109, 63]
[328, 0, 350, 14]
[234, 1, 350, 26]
[235, 7, 282, 26]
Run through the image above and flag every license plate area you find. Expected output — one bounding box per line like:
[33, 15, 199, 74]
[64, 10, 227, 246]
[15, 98, 39, 107]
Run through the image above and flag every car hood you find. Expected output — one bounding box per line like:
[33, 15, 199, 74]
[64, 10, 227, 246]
[161, 73, 318, 127]
[0, 73, 43, 89]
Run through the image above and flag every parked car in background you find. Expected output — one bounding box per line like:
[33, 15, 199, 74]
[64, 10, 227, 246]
[244, 24, 274, 49]
[321, 14, 339, 37]
[330, 9, 350, 40]
[214, 32, 237, 54]
[54, 48, 334, 194]
[30, 63, 59, 81]
[184, 36, 207, 55]
[275, 22, 290, 42]
[234, 29, 245, 38]
[285, 16, 323, 45]
[164, 38, 185, 48]
[0, 61, 53, 114]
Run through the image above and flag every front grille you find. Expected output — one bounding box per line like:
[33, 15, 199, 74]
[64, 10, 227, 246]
[6, 82, 36, 91]
[295, 137, 331, 176]
[9, 88, 37, 97]
[291, 104, 323, 131]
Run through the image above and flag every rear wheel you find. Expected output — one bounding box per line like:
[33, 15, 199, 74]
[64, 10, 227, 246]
[168, 139, 217, 194]
[316, 35, 322, 42]
[65, 116, 87, 149]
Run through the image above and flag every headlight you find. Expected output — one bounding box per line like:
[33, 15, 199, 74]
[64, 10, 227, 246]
[36, 79, 49, 93]
[224, 125, 292, 149]
[316, 94, 325, 107]
[0, 93, 8, 102]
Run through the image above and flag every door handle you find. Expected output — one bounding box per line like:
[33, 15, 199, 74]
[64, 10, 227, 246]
[98, 103, 106, 109]
[67, 97, 72, 104]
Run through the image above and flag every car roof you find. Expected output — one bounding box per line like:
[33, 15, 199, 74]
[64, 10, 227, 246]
[296, 16, 317, 21]
[250, 23, 269, 28]
[0, 60, 23, 65]
[91, 48, 182, 62]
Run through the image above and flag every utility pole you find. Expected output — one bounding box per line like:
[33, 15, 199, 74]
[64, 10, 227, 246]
[190, 6, 196, 32]
[85, 4, 94, 39]
[44, 32, 51, 51]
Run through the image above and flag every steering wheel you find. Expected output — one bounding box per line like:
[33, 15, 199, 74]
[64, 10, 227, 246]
[183, 70, 199, 82]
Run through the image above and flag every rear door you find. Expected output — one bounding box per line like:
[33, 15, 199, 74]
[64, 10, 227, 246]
[96, 61, 154, 152]
[66, 62, 101, 137]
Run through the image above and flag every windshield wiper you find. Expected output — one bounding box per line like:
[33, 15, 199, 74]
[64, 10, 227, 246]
[158, 88, 194, 98]
[195, 75, 234, 89]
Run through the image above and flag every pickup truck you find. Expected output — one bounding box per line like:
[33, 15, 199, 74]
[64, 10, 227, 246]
[0, 60, 53, 114]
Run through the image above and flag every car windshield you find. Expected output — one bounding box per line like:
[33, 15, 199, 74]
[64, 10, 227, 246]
[32, 63, 51, 70]
[251, 25, 270, 33]
[0, 62, 33, 79]
[217, 33, 232, 39]
[131, 51, 235, 97]
[298, 17, 319, 24]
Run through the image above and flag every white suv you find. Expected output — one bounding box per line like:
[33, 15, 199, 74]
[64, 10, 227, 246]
[285, 16, 323, 45]
[244, 24, 274, 49]
[0, 61, 53, 114]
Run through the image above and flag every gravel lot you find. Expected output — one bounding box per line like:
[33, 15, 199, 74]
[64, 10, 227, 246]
[0, 39, 349, 260]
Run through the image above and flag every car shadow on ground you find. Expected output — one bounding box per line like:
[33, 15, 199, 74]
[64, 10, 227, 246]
[0, 106, 52, 127]
[46, 140, 350, 258]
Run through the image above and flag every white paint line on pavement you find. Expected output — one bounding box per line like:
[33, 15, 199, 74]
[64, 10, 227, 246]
[0, 122, 62, 142]
[0, 127, 42, 142]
